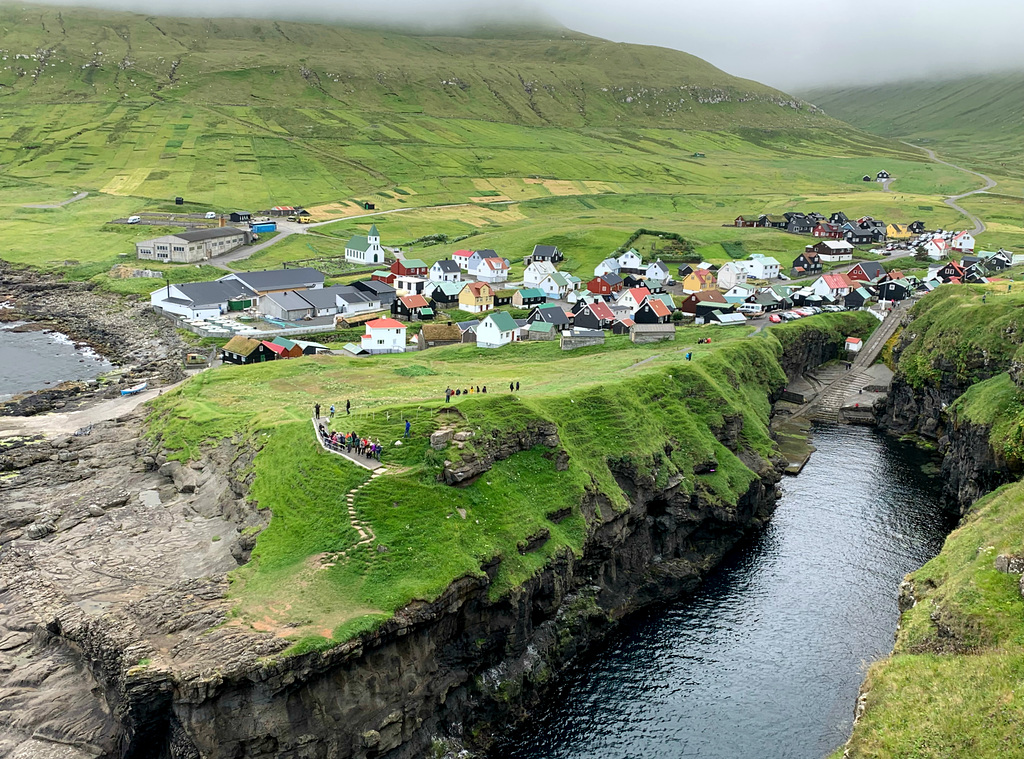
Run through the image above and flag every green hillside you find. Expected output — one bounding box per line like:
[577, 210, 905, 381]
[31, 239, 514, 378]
[803, 75, 1024, 187]
[0, 3, 975, 274]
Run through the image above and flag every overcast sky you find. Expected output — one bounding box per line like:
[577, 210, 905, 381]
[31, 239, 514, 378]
[32, 0, 1024, 90]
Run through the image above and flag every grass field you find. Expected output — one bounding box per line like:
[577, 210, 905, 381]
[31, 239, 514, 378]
[0, 4, 1003, 278]
[146, 313, 876, 652]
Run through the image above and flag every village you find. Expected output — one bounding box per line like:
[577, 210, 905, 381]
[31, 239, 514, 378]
[143, 205, 1019, 364]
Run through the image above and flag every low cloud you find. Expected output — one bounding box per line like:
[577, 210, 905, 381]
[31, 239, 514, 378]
[23, 0, 1024, 89]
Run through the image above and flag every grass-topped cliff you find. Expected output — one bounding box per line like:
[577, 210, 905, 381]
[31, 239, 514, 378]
[837, 284, 1024, 757]
[145, 315, 874, 654]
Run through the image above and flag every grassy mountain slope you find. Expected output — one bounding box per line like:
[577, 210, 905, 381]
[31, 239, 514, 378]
[803, 75, 1024, 187]
[0, 3, 969, 274]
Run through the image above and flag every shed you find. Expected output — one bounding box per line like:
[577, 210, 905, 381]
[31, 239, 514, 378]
[629, 323, 675, 344]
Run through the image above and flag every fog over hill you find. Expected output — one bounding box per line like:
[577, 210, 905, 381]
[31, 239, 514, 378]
[18, 0, 1024, 88]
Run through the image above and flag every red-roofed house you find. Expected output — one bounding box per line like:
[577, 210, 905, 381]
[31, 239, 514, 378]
[392, 293, 432, 320]
[573, 301, 616, 330]
[633, 297, 673, 324]
[261, 340, 288, 357]
[615, 287, 652, 311]
[811, 272, 856, 299]
[937, 261, 966, 283]
[846, 337, 863, 353]
[679, 289, 727, 315]
[452, 249, 474, 270]
[951, 231, 975, 253]
[925, 236, 948, 260]
[361, 318, 407, 354]
[611, 317, 635, 335]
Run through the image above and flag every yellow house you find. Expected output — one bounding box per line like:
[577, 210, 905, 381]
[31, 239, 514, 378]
[886, 223, 911, 239]
[682, 268, 717, 293]
[458, 282, 494, 314]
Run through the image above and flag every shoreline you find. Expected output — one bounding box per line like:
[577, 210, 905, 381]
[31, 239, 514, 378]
[0, 263, 188, 418]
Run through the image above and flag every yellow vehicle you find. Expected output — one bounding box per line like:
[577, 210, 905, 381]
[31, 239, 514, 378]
[297, 215, 313, 224]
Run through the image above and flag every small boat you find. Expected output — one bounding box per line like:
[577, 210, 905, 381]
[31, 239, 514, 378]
[121, 382, 148, 396]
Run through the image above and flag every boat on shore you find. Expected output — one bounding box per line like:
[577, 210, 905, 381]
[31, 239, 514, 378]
[120, 382, 147, 396]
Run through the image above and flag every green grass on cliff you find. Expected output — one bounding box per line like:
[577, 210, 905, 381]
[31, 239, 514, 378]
[893, 285, 1024, 391]
[146, 314, 876, 651]
[836, 478, 1024, 759]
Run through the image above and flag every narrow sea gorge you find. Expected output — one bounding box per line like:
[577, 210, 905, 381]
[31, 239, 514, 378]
[499, 425, 957, 759]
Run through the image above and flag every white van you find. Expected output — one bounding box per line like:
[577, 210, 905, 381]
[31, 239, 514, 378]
[738, 303, 764, 316]
[205, 211, 217, 219]
[127, 215, 141, 224]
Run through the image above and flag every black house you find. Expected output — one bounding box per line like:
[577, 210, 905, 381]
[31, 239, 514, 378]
[830, 212, 849, 225]
[787, 216, 815, 235]
[845, 229, 880, 246]
[877, 280, 910, 301]
[877, 170, 891, 179]
[229, 211, 252, 224]
[844, 288, 870, 309]
[528, 244, 564, 264]
[908, 220, 926, 234]
[791, 252, 823, 276]
[676, 264, 694, 279]
[632, 300, 671, 324]
[622, 274, 646, 289]
[353, 279, 397, 307]
[527, 306, 570, 329]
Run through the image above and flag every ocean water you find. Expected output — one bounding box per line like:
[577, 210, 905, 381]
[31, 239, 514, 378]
[0, 320, 112, 401]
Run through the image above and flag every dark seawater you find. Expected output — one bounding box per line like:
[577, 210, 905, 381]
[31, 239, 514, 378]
[0, 321, 111, 401]
[498, 424, 956, 759]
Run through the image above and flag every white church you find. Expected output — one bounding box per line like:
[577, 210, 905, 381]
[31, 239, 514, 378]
[345, 224, 385, 264]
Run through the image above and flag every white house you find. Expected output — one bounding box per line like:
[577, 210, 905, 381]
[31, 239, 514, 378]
[345, 224, 385, 265]
[429, 260, 462, 283]
[475, 257, 510, 284]
[814, 241, 855, 263]
[810, 272, 855, 299]
[394, 275, 428, 296]
[523, 260, 557, 289]
[594, 258, 620, 277]
[360, 318, 406, 354]
[452, 249, 474, 270]
[537, 272, 581, 299]
[476, 311, 520, 349]
[617, 249, 644, 272]
[743, 254, 781, 280]
[645, 260, 670, 281]
[723, 283, 755, 300]
[951, 231, 976, 253]
[467, 249, 502, 274]
[136, 227, 248, 263]
[150, 280, 256, 320]
[615, 287, 651, 311]
[717, 262, 748, 291]
[925, 236, 948, 260]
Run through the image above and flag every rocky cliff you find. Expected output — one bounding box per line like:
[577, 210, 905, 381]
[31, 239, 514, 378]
[0, 322, 861, 759]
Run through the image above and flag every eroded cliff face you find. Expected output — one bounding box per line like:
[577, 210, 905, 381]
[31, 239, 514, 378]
[162, 442, 784, 759]
[881, 324, 1018, 512]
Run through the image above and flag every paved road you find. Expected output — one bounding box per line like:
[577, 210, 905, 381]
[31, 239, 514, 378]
[905, 142, 997, 235]
[23, 191, 89, 209]
[211, 202, 481, 270]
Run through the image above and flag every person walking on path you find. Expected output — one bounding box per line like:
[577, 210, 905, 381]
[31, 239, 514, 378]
[404, 419, 411, 438]
[346, 399, 351, 415]
[445, 387, 452, 403]
[329, 404, 335, 419]
[509, 382, 514, 393]
[515, 381, 520, 391]
[314, 402, 321, 420]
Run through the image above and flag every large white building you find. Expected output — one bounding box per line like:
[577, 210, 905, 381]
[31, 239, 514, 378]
[360, 318, 406, 354]
[136, 227, 248, 263]
[345, 224, 385, 264]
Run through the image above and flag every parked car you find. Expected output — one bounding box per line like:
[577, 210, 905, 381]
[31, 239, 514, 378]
[205, 211, 217, 219]
[127, 215, 140, 224]
[768, 313, 782, 323]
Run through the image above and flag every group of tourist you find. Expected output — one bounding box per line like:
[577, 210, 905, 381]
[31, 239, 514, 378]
[319, 423, 383, 462]
[696, 337, 713, 345]
[442, 381, 522, 403]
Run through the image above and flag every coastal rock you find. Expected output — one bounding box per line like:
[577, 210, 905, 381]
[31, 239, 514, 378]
[994, 554, 1024, 574]
[430, 429, 453, 450]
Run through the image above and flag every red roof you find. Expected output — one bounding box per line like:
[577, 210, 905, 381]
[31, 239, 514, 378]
[589, 302, 615, 321]
[463, 282, 491, 296]
[401, 294, 429, 309]
[644, 298, 672, 317]
[617, 317, 635, 327]
[366, 318, 406, 330]
[627, 287, 651, 301]
[271, 206, 296, 211]
[261, 341, 287, 355]
[693, 290, 727, 303]
[453, 249, 473, 259]
[846, 337, 862, 344]
[822, 272, 854, 289]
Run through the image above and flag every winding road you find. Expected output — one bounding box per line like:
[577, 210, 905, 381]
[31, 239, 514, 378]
[23, 191, 89, 209]
[905, 143, 997, 235]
